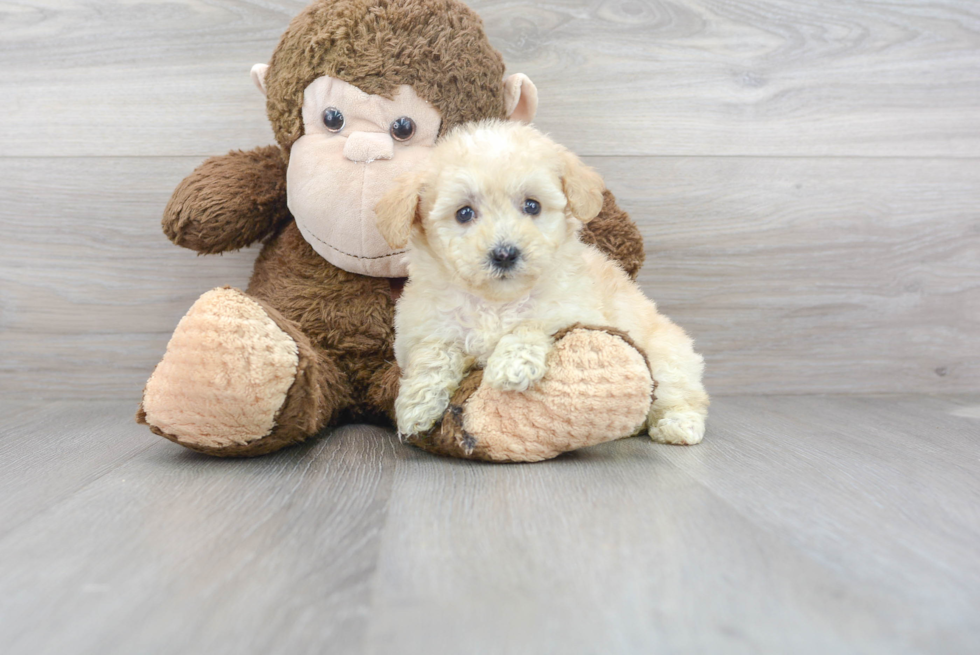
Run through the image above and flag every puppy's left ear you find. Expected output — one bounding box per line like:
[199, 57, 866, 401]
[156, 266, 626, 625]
[561, 149, 605, 223]
[375, 171, 425, 249]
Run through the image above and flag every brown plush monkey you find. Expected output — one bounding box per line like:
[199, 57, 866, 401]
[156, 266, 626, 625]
[137, 0, 654, 461]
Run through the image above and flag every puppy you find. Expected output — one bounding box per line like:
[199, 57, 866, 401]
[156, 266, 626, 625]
[375, 120, 709, 445]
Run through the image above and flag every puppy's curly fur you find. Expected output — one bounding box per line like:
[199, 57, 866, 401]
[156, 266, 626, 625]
[376, 121, 709, 444]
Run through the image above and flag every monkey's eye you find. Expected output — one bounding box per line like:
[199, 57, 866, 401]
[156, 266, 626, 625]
[523, 199, 541, 216]
[322, 107, 345, 132]
[390, 116, 416, 142]
[455, 206, 476, 224]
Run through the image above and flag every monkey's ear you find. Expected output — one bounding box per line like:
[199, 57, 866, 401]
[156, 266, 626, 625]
[504, 73, 538, 124]
[251, 64, 269, 96]
[375, 172, 425, 249]
[561, 150, 605, 223]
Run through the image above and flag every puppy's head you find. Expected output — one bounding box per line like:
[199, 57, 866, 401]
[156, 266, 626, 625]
[375, 120, 605, 301]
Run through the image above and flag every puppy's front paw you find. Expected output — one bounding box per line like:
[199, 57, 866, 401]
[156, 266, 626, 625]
[484, 336, 549, 392]
[395, 383, 452, 436]
[649, 410, 705, 445]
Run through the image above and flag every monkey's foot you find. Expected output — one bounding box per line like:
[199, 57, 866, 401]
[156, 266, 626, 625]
[407, 326, 655, 462]
[138, 287, 303, 456]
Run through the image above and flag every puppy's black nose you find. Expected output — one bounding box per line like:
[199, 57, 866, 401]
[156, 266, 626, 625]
[489, 244, 521, 270]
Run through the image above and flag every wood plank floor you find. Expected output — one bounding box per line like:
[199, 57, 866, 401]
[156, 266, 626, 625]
[1, 396, 978, 654]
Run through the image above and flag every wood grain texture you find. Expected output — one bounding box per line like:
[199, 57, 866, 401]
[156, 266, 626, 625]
[1, 0, 979, 157]
[659, 395, 980, 651]
[1, 0, 977, 397]
[365, 396, 980, 654]
[0, 401, 157, 540]
[2, 2, 977, 651]
[612, 156, 980, 394]
[0, 157, 259, 399]
[2, 156, 977, 398]
[1, 397, 978, 654]
[0, 408, 397, 655]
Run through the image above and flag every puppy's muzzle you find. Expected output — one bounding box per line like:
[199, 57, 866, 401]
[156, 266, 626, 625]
[488, 244, 521, 272]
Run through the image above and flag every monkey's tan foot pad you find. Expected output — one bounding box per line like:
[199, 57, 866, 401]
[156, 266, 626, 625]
[137, 287, 300, 454]
[407, 326, 655, 462]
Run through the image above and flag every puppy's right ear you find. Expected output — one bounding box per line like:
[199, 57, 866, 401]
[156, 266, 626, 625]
[375, 171, 425, 249]
[561, 149, 605, 223]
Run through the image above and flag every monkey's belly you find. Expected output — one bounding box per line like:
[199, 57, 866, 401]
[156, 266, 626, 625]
[247, 221, 396, 356]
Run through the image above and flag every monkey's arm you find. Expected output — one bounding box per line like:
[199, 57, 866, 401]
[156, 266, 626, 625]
[579, 189, 646, 280]
[163, 145, 290, 254]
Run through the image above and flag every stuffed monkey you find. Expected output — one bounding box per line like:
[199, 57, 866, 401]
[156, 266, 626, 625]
[137, 0, 655, 462]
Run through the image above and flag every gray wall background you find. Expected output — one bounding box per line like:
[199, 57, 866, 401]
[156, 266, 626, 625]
[1, 0, 978, 400]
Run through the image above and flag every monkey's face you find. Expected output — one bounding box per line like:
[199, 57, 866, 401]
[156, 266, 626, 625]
[286, 76, 442, 277]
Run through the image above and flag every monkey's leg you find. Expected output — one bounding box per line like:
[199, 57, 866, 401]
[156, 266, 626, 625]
[137, 287, 352, 457]
[407, 326, 655, 462]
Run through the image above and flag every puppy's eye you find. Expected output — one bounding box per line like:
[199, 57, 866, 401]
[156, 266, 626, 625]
[390, 116, 416, 142]
[456, 206, 476, 224]
[523, 199, 541, 216]
[323, 107, 345, 132]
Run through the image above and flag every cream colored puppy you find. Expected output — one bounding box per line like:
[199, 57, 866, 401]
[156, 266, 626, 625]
[375, 120, 709, 445]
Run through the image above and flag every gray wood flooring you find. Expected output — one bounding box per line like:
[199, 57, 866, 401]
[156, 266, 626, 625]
[1, 396, 978, 654]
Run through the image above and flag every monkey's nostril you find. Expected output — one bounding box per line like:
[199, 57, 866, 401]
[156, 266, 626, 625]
[489, 244, 521, 270]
